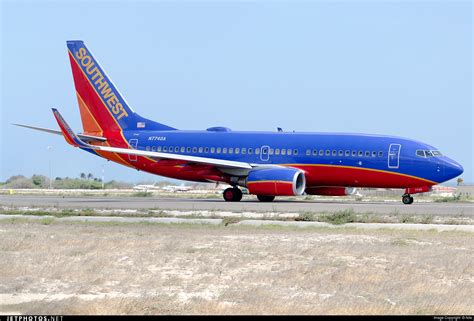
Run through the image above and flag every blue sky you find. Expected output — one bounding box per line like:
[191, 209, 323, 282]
[1, 1, 472, 184]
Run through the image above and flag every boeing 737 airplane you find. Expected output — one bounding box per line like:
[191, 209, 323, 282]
[16, 40, 464, 204]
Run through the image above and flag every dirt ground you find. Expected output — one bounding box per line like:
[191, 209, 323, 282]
[0, 220, 472, 315]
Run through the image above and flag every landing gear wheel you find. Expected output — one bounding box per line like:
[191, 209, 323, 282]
[402, 194, 414, 205]
[223, 187, 243, 202]
[257, 195, 275, 202]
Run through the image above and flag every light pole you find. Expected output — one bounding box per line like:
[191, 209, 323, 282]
[101, 164, 105, 189]
[46, 145, 53, 189]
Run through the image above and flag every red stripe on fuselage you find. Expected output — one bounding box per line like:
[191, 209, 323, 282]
[291, 164, 435, 188]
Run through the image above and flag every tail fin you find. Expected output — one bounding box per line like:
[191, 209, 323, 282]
[66, 40, 176, 135]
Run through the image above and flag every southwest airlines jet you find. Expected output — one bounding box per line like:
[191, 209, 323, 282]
[17, 41, 464, 204]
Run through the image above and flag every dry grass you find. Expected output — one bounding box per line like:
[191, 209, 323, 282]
[0, 221, 472, 315]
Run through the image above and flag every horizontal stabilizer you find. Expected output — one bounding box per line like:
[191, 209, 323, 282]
[13, 123, 107, 142]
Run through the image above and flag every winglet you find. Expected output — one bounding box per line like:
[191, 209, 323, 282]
[52, 108, 90, 148]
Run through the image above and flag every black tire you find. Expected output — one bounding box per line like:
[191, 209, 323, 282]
[257, 195, 275, 202]
[223, 188, 235, 202]
[402, 194, 412, 205]
[233, 188, 243, 202]
[223, 188, 242, 202]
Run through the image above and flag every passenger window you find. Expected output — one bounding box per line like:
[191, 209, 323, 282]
[269, 149, 274, 155]
[313, 149, 318, 156]
[365, 151, 370, 157]
[152, 146, 157, 152]
[248, 148, 253, 154]
[378, 151, 383, 157]
[205, 147, 209, 153]
[235, 148, 240, 154]
[175, 147, 179, 153]
[163, 146, 168, 152]
[372, 151, 376, 157]
[229, 148, 234, 154]
[358, 151, 363, 156]
[281, 149, 286, 155]
[345, 150, 350, 156]
[319, 150, 324, 156]
[352, 151, 356, 157]
[146, 146, 150, 151]
[326, 150, 330, 156]
[306, 149, 311, 156]
[332, 150, 337, 156]
[210, 147, 215, 153]
[293, 149, 298, 155]
[186, 147, 191, 153]
[287, 149, 292, 155]
[338, 150, 343, 156]
[157, 146, 161, 152]
[216, 147, 221, 154]
[242, 148, 247, 154]
[192, 147, 197, 153]
[198, 147, 203, 153]
[255, 148, 260, 155]
[180, 147, 185, 153]
[276, 149, 281, 155]
[223, 147, 227, 154]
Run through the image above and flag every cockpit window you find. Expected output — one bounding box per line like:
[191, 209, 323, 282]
[416, 149, 442, 158]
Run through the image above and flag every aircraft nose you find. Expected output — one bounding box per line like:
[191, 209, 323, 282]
[444, 158, 464, 180]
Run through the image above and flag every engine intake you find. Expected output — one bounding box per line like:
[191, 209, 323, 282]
[246, 168, 306, 196]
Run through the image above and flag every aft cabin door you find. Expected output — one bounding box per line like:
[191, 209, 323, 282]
[388, 144, 401, 169]
[128, 139, 138, 162]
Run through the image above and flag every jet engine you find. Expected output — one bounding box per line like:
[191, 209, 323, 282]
[246, 168, 306, 196]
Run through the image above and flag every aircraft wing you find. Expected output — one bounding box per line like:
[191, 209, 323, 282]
[51, 108, 253, 170]
[13, 123, 107, 143]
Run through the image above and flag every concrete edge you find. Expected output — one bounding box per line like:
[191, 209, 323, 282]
[0, 214, 473, 232]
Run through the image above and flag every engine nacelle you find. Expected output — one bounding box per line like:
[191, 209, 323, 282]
[305, 187, 356, 196]
[246, 168, 306, 196]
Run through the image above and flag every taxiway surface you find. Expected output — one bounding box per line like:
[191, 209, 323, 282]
[0, 195, 472, 216]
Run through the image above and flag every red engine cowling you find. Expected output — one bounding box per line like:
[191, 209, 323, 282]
[246, 168, 306, 196]
[305, 187, 356, 196]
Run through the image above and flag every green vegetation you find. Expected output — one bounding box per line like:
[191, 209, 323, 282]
[320, 208, 357, 225]
[2, 174, 133, 190]
[132, 191, 153, 197]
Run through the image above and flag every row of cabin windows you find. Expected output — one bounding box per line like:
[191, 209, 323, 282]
[144, 146, 298, 155]
[306, 149, 384, 158]
[144, 145, 384, 158]
[146, 146, 261, 155]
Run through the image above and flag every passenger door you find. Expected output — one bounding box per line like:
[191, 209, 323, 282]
[388, 143, 401, 169]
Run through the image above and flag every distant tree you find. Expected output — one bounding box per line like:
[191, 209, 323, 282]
[32, 175, 47, 187]
[457, 177, 464, 186]
[80, 173, 86, 180]
[87, 173, 94, 180]
[6, 175, 26, 184]
[55, 177, 62, 181]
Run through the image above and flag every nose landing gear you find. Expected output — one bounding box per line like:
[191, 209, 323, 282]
[402, 194, 414, 205]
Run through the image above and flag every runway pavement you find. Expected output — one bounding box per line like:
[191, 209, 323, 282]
[0, 194, 472, 216]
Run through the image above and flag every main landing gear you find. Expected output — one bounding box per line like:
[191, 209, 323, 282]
[223, 187, 243, 202]
[257, 195, 275, 202]
[402, 194, 414, 205]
